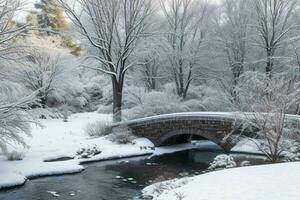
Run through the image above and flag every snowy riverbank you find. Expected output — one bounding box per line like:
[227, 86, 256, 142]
[0, 113, 154, 189]
[0, 112, 268, 190]
[142, 162, 300, 200]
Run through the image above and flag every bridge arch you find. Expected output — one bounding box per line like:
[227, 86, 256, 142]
[112, 112, 300, 152]
[111, 112, 246, 152]
[157, 129, 230, 151]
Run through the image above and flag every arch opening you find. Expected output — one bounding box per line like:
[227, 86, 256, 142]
[156, 129, 231, 151]
[158, 134, 209, 146]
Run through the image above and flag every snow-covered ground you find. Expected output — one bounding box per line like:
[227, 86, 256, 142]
[0, 111, 290, 192]
[142, 162, 300, 200]
[0, 113, 154, 189]
[0, 112, 263, 190]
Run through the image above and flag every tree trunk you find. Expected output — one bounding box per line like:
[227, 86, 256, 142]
[231, 63, 244, 102]
[266, 51, 273, 76]
[112, 77, 123, 122]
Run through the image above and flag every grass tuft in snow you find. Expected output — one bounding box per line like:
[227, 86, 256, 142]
[85, 120, 112, 137]
[5, 150, 25, 161]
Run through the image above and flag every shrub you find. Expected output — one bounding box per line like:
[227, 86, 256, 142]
[107, 125, 136, 144]
[200, 86, 233, 112]
[182, 99, 206, 111]
[5, 151, 25, 161]
[124, 91, 188, 120]
[85, 121, 112, 137]
[76, 145, 102, 159]
[207, 154, 237, 172]
[97, 104, 112, 114]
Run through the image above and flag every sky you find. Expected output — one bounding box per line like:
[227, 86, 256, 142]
[16, 0, 223, 22]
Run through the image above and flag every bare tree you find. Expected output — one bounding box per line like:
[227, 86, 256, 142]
[160, 0, 213, 98]
[57, 0, 152, 122]
[4, 49, 64, 108]
[0, 0, 27, 59]
[253, 0, 297, 75]
[214, 0, 251, 101]
[134, 37, 166, 91]
[235, 72, 300, 162]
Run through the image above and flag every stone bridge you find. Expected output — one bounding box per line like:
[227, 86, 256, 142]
[112, 112, 300, 152]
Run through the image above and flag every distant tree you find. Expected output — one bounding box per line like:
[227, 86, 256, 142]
[160, 0, 214, 98]
[5, 49, 64, 108]
[214, 0, 251, 101]
[26, 0, 82, 56]
[34, 0, 69, 33]
[57, 0, 152, 122]
[252, 0, 297, 75]
[134, 37, 166, 91]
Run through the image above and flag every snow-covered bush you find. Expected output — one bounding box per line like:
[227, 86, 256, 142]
[76, 145, 102, 159]
[83, 83, 103, 111]
[107, 125, 136, 144]
[182, 99, 206, 111]
[97, 104, 112, 114]
[143, 178, 189, 199]
[123, 86, 147, 109]
[283, 141, 300, 161]
[207, 154, 237, 171]
[200, 86, 233, 112]
[85, 121, 112, 137]
[3, 48, 90, 113]
[124, 91, 188, 120]
[234, 72, 300, 162]
[5, 150, 25, 161]
[163, 83, 178, 95]
[29, 107, 63, 119]
[0, 81, 37, 156]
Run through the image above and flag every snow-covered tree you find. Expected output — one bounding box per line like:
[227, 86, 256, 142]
[133, 37, 166, 91]
[252, 0, 297, 75]
[160, 0, 215, 98]
[7, 49, 63, 108]
[0, 0, 27, 59]
[0, 81, 38, 155]
[34, 0, 69, 32]
[57, 0, 152, 122]
[213, 0, 251, 101]
[2, 47, 84, 110]
[235, 72, 300, 162]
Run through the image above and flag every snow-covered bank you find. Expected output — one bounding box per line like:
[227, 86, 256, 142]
[0, 113, 154, 190]
[142, 162, 300, 200]
[0, 173, 26, 189]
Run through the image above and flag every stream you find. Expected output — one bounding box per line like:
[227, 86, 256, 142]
[0, 146, 267, 200]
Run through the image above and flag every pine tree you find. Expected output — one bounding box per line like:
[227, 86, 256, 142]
[30, 0, 82, 56]
[34, 0, 69, 33]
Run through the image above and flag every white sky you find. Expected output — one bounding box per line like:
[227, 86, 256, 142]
[16, 0, 223, 22]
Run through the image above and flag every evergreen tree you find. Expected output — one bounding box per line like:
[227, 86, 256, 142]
[34, 0, 69, 32]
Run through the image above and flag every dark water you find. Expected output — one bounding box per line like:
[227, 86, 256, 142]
[0, 149, 267, 200]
